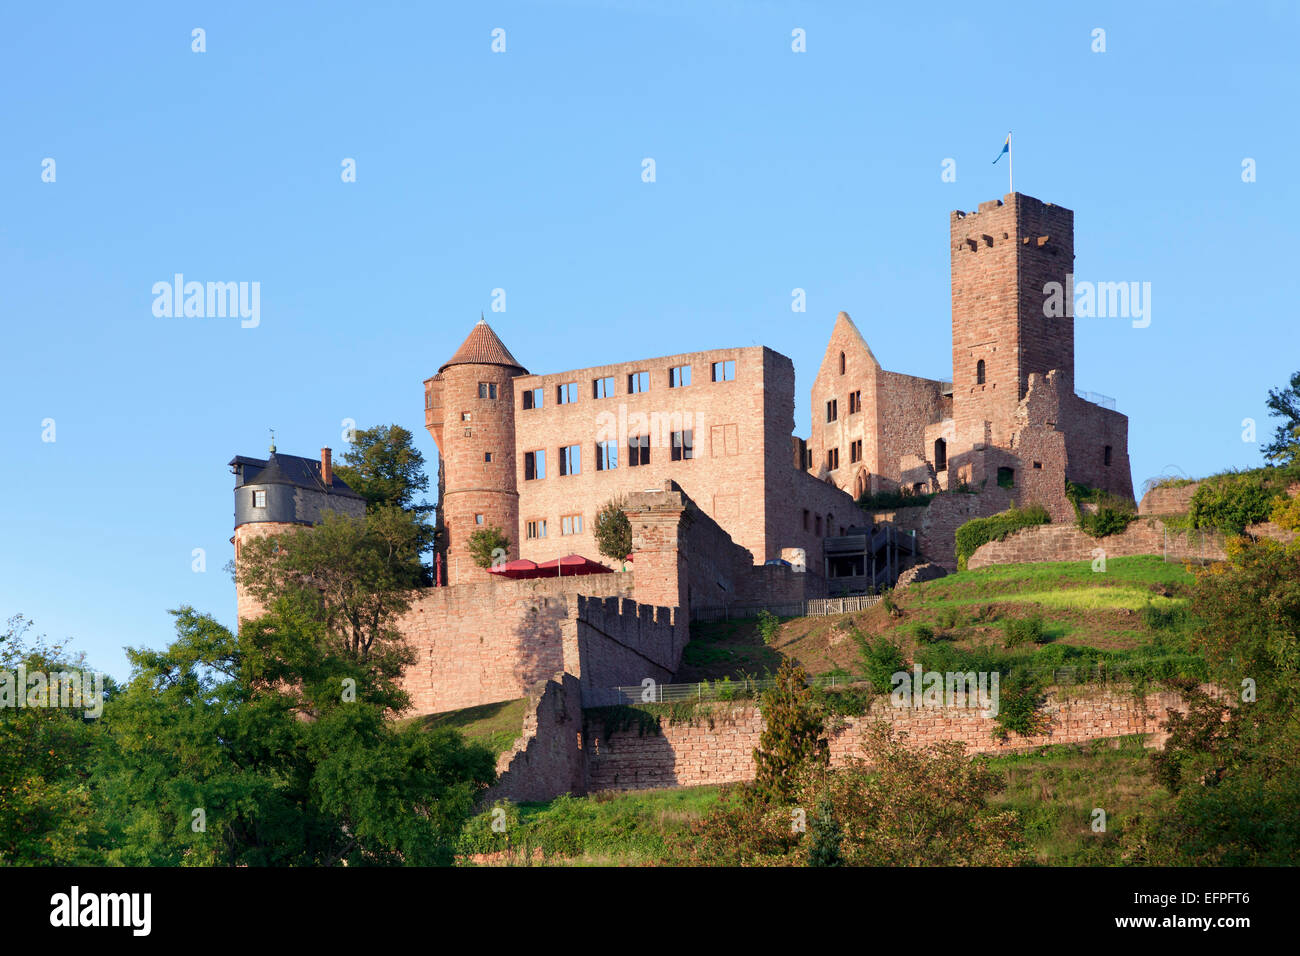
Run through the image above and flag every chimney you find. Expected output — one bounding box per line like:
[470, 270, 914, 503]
[321, 447, 333, 487]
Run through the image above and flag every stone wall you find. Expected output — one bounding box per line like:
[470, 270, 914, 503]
[1138, 482, 1199, 515]
[582, 685, 1191, 794]
[396, 573, 633, 715]
[483, 673, 586, 804]
[966, 517, 1166, 569]
[562, 595, 685, 700]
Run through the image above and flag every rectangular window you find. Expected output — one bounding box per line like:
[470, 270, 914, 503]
[522, 387, 543, 410]
[802, 509, 810, 531]
[526, 520, 547, 539]
[850, 440, 862, 464]
[557, 382, 578, 405]
[669, 365, 691, 388]
[593, 376, 614, 399]
[461, 412, 471, 422]
[849, 391, 862, 414]
[628, 371, 649, 394]
[826, 399, 838, 423]
[827, 448, 840, 470]
[561, 515, 584, 536]
[484, 452, 493, 463]
[815, 515, 822, 536]
[252, 489, 266, 508]
[1104, 445, 1113, 466]
[560, 444, 580, 476]
[596, 441, 618, 471]
[475, 514, 484, 525]
[711, 360, 736, 382]
[997, 466, 1015, 489]
[671, 429, 694, 462]
[425, 390, 432, 410]
[629, 434, 650, 467]
[524, 450, 546, 481]
[478, 382, 498, 400]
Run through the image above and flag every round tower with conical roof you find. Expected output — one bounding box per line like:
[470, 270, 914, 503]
[423, 317, 527, 584]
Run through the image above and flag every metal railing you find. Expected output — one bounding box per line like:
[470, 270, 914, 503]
[1076, 390, 1117, 410]
[691, 593, 882, 623]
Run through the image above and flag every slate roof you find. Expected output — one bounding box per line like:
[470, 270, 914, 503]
[229, 452, 364, 498]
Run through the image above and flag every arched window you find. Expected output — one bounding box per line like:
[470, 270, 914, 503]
[839, 352, 846, 375]
[976, 359, 986, 385]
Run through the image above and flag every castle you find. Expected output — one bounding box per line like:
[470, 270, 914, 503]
[232, 192, 1134, 717]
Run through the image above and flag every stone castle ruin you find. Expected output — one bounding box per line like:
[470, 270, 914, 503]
[231, 192, 1135, 720]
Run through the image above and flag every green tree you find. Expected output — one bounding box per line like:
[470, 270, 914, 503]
[96, 607, 496, 866]
[235, 507, 424, 689]
[1264, 370, 1300, 465]
[593, 497, 633, 566]
[467, 525, 511, 569]
[0, 616, 112, 865]
[333, 424, 436, 556]
[1125, 537, 1300, 865]
[806, 795, 844, 867]
[753, 658, 828, 802]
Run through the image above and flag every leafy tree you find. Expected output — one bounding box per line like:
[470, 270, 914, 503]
[467, 525, 511, 569]
[593, 497, 633, 565]
[1264, 370, 1300, 465]
[753, 658, 828, 802]
[333, 424, 436, 556]
[0, 616, 112, 865]
[96, 607, 496, 866]
[1124, 537, 1300, 865]
[236, 507, 424, 687]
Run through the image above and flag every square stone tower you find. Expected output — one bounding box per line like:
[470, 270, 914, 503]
[950, 193, 1075, 447]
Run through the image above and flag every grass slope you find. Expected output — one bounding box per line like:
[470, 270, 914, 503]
[417, 698, 528, 758]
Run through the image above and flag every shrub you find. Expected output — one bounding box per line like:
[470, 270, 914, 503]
[854, 631, 908, 692]
[857, 487, 933, 511]
[992, 668, 1049, 740]
[1001, 614, 1047, 647]
[1067, 482, 1138, 538]
[466, 525, 511, 569]
[1271, 492, 1300, 531]
[953, 504, 1051, 570]
[908, 622, 936, 644]
[1187, 467, 1296, 533]
[756, 610, 781, 646]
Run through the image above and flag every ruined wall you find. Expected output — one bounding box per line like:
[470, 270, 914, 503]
[396, 573, 633, 715]
[966, 517, 1166, 569]
[1138, 482, 1199, 515]
[583, 685, 1191, 793]
[868, 488, 1015, 571]
[483, 673, 586, 804]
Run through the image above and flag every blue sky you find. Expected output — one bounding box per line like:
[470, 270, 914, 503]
[3, 1, 1297, 678]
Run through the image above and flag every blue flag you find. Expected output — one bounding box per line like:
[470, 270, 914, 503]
[992, 134, 1010, 164]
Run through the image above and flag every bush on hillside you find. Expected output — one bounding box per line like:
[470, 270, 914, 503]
[1067, 482, 1137, 539]
[1187, 467, 1297, 533]
[953, 505, 1051, 570]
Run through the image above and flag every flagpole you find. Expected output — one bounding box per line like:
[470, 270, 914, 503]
[1008, 131, 1013, 195]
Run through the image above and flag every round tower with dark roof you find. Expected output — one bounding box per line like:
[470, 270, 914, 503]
[423, 317, 527, 584]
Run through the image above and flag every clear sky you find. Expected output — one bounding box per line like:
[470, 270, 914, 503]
[3, 1, 1297, 679]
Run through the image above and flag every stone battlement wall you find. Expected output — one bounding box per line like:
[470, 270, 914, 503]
[397, 572, 633, 715]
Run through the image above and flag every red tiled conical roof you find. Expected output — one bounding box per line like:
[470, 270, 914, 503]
[439, 317, 527, 374]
